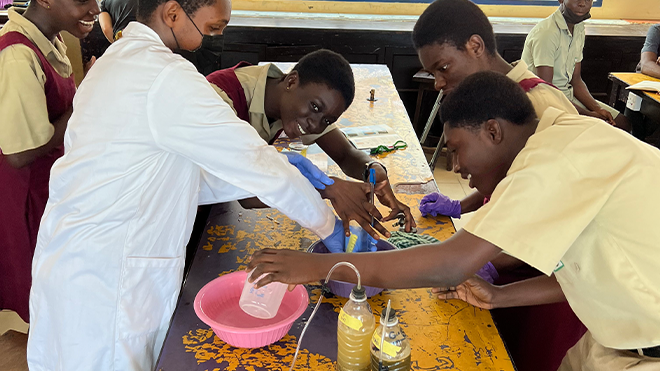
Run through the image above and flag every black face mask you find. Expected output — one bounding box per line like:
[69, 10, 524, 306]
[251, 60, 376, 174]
[172, 10, 225, 75]
[560, 2, 591, 25]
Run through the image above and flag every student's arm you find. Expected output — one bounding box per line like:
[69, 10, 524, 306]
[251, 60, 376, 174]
[99, 12, 114, 44]
[316, 129, 415, 231]
[5, 107, 72, 168]
[460, 191, 487, 214]
[570, 62, 615, 124]
[247, 229, 501, 289]
[640, 51, 660, 79]
[432, 274, 565, 309]
[149, 62, 336, 239]
[535, 65, 554, 84]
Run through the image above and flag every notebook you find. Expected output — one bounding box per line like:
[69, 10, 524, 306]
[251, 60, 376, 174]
[340, 125, 402, 150]
[626, 80, 660, 94]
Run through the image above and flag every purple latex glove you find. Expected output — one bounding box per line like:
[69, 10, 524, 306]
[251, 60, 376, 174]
[475, 262, 499, 284]
[419, 192, 462, 218]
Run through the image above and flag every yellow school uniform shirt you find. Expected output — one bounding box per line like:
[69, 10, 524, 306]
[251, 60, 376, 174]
[521, 8, 585, 101]
[465, 107, 660, 350]
[507, 60, 578, 116]
[0, 8, 72, 154]
[210, 63, 336, 145]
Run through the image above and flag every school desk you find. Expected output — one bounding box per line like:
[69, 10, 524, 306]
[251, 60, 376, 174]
[154, 64, 515, 371]
[608, 72, 660, 123]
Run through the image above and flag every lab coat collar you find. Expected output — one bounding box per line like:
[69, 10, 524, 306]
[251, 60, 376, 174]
[121, 21, 170, 48]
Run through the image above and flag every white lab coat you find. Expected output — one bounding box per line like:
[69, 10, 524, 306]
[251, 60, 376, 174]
[27, 22, 335, 371]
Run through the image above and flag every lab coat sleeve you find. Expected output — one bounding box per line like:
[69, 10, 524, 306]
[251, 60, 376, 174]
[198, 170, 255, 205]
[146, 60, 335, 239]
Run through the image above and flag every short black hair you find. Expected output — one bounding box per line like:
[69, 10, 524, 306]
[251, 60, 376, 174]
[412, 0, 497, 55]
[441, 71, 536, 130]
[290, 49, 355, 109]
[137, 0, 217, 22]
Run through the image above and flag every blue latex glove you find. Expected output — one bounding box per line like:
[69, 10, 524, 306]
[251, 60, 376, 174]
[322, 218, 377, 253]
[282, 151, 334, 190]
[419, 192, 462, 219]
[322, 217, 349, 253]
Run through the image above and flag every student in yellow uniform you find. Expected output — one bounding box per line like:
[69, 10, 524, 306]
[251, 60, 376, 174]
[0, 0, 99, 323]
[412, 0, 577, 220]
[247, 71, 660, 370]
[521, 0, 630, 130]
[206, 49, 414, 231]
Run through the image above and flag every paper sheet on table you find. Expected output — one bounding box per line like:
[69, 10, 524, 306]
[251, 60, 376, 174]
[626, 80, 660, 93]
[340, 125, 402, 150]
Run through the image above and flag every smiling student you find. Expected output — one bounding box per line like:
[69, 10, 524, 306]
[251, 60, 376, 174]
[248, 71, 660, 371]
[206, 49, 414, 232]
[0, 0, 99, 323]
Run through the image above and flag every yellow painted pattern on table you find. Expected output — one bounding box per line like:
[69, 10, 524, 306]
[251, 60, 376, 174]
[276, 63, 434, 185]
[183, 193, 513, 370]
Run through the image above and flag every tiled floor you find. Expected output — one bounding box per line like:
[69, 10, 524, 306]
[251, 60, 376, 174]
[0, 155, 470, 366]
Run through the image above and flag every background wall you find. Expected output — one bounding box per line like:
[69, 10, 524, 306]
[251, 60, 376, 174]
[233, 0, 660, 21]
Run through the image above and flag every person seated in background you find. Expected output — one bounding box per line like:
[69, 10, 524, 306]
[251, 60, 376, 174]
[248, 71, 660, 371]
[0, 0, 99, 324]
[206, 49, 415, 233]
[637, 23, 660, 78]
[98, 0, 137, 43]
[522, 0, 631, 131]
[626, 23, 660, 145]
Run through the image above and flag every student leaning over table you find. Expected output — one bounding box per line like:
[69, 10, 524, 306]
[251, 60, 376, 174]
[25, 0, 378, 369]
[0, 0, 99, 323]
[248, 71, 660, 371]
[206, 49, 415, 233]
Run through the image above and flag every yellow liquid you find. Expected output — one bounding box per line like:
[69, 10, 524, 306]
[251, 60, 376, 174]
[370, 353, 411, 371]
[337, 326, 373, 371]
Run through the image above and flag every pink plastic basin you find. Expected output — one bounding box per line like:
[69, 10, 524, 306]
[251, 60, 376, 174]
[308, 239, 396, 298]
[194, 270, 309, 348]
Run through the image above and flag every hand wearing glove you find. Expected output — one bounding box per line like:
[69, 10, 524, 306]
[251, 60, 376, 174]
[475, 262, 499, 284]
[322, 218, 377, 253]
[419, 192, 461, 219]
[282, 151, 334, 190]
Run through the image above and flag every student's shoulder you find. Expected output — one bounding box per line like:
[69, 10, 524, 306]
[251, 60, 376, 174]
[0, 42, 44, 78]
[528, 14, 562, 40]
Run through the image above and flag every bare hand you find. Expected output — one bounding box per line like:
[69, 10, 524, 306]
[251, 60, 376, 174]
[321, 177, 389, 239]
[656, 56, 660, 65]
[374, 180, 416, 232]
[432, 276, 499, 310]
[247, 248, 323, 288]
[592, 108, 615, 126]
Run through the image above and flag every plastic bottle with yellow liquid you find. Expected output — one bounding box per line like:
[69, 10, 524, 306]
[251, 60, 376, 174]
[337, 285, 376, 371]
[370, 308, 411, 371]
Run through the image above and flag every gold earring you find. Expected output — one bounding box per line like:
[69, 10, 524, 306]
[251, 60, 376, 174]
[46, 5, 50, 8]
[286, 87, 290, 90]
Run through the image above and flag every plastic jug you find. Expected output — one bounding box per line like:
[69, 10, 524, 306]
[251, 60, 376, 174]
[370, 308, 411, 371]
[239, 270, 287, 319]
[337, 285, 376, 371]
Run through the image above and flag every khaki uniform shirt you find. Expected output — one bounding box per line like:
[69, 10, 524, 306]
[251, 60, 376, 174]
[507, 60, 578, 116]
[0, 8, 72, 154]
[521, 8, 585, 101]
[210, 63, 336, 145]
[465, 107, 660, 349]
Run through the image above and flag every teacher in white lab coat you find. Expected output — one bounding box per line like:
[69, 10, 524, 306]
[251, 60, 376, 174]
[26, 0, 371, 369]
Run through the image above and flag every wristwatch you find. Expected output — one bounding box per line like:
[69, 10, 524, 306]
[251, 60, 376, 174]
[363, 161, 386, 182]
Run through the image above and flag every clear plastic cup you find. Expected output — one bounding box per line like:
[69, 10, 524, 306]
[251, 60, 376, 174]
[239, 270, 288, 319]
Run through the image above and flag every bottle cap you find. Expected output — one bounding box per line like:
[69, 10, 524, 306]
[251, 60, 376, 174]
[351, 285, 366, 301]
[380, 308, 397, 324]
